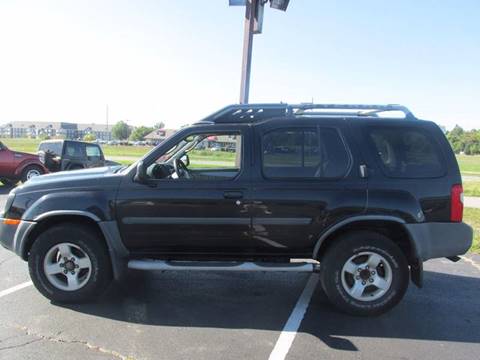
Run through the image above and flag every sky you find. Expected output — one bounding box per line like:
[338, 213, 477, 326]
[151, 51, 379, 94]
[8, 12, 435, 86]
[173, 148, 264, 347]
[0, 0, 479, 130]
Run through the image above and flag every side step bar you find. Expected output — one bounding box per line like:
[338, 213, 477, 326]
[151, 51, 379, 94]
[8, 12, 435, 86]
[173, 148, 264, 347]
[128, 259, 319, 273]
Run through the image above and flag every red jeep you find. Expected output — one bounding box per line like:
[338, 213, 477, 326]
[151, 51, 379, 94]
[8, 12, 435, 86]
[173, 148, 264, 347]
[0, 141, 46, 185]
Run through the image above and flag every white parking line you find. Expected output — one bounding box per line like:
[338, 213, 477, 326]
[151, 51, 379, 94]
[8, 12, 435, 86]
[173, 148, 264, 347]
[0, 281, 33, 299]
[268, 273, 320, 360]
[462, 256, 480, 272]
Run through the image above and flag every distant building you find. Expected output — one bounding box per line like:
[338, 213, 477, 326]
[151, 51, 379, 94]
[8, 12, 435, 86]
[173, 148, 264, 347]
[0, 121, 112, 140]
[77, 123, 112, 141]
[144, 128, 177, 144]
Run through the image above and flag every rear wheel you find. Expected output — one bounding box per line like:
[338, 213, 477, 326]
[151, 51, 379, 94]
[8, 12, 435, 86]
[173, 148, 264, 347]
[28, 223, 112, 303]
[21, 165, 44, 183]
[320, 231, 409, 316]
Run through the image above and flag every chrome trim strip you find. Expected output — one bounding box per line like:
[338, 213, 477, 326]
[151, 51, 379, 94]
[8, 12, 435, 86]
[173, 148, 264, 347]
[122, 217, 250, 225]
[252, 218, 312, 226]
[33, 210, 101, 222]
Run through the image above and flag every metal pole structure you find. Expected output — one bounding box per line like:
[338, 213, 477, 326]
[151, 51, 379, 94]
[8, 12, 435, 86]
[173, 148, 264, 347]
[239, 0, 256, 104]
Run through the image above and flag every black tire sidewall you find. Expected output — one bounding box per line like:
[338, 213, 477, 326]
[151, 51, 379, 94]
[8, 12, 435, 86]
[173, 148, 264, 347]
[28, 224, 111, 303]
[321, 232, 409, 316]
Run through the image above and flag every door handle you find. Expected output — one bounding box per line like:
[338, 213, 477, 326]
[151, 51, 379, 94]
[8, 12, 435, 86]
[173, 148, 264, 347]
[224, 191, 243, 200]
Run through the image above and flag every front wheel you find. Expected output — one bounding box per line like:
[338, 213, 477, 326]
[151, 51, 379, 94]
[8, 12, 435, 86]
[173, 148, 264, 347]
[28, 223, 112, 303]
[21, 165, 44, 183]
[320, 231, 409, 316]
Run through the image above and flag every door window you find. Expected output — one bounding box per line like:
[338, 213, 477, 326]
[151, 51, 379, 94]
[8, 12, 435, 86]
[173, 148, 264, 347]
[262, 127, 350, 179]
[147, 132, 242, 181]
[65, 142, 84, 158]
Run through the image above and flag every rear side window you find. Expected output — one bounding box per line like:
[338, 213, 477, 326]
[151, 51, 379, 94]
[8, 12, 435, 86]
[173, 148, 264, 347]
[38, 142, 62, 156]
[262, 127, 350, 179]
[367, 126, 445, 178]
[86, 144, 102, 157]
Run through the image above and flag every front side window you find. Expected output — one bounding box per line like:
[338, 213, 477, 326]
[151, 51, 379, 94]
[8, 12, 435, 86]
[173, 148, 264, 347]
[367, 126, 445, 178]
[262, 127, 350, 179]
[65, 142, 84, 158]
[147, 132, 242, 181]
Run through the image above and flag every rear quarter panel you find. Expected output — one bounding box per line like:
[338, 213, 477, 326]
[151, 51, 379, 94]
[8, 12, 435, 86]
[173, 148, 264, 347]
[350, 119, 461, 223]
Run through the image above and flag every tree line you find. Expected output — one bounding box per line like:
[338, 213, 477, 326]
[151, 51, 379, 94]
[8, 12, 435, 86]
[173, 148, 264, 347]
[446, 126, 480, 155]
[83, 121, 165, 141]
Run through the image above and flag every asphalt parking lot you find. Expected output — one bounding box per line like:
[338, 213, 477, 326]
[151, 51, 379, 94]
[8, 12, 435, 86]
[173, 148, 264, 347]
[1, 190, 480, 360]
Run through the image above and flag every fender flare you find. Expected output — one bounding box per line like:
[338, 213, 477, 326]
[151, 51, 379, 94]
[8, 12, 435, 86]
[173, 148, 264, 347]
[312, 215, 423, 287]
[312, 215, 418, 259]
[14, 160, 46, 177]
[19, 211, 128, 281]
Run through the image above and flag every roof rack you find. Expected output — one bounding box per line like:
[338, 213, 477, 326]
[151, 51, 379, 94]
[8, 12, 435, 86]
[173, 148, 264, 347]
[196, 103, 415, 124]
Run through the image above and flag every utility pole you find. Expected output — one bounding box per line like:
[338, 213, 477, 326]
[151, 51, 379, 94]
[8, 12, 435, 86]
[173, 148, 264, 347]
[231, 0, 290, 104]
[106, 104, 109, 140]
[239, 0, 256, 104]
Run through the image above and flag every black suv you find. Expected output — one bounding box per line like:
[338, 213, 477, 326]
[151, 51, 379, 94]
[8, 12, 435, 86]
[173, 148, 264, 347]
[0, 104, 473, 316]
[38, 139, 112, 172]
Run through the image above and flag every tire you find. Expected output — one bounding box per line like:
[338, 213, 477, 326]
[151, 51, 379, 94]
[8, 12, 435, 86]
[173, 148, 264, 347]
[0, 178, 17, 186]
[320, 231, 409, 316]
[21, 165, 44, 183]
[28, 223, 112, 303]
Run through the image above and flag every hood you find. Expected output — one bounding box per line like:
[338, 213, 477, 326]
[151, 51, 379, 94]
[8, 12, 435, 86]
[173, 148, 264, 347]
[13, 151, 40, 159]
[15, 165, 124, 193]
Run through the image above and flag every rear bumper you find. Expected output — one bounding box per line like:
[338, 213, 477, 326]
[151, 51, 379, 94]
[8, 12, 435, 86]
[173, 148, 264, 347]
[405, 222, 473, 261]
[0, 218, 36, 258]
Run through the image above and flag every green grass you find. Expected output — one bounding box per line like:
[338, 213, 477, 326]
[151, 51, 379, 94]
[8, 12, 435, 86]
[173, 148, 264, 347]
[457, 155, 480, 175]
[464, 208, 480, 253]
[464, 182, 480, 197]
[1, 138, 39, 153]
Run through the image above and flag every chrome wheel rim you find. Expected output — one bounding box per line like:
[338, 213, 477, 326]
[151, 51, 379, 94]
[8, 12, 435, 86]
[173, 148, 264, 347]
[43, 243, 92, 291]
[26, 169, 41, 180]
[341, 251, 393, 302]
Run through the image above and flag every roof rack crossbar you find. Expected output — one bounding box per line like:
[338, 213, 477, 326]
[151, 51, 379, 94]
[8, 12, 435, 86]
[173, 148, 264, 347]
[197, 103, 415, 124]
[292, 104, 413, 119]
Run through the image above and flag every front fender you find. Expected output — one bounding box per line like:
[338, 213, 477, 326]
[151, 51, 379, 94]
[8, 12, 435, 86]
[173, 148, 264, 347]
[14, 159, 47, 177]
[21, 191, 113, 222]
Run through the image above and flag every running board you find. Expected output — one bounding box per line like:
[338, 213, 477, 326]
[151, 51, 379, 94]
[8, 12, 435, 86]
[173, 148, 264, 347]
[128, 259, 319, 273]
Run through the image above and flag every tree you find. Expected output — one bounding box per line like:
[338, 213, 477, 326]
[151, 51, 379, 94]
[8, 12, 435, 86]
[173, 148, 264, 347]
[111, 121, 132, 140]
[129, 126, 154, 141]
[154, 122, 165, 129]
[446, 126, 480, 155]
[83, 133, 96, 142]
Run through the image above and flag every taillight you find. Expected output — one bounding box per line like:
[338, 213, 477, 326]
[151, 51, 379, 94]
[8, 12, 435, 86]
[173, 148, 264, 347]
[450, 184, 463, 222]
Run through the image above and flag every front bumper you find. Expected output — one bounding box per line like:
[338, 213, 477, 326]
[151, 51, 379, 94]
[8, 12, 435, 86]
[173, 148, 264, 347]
[405, 222, 473, 261]
[0, 218, 36, 258]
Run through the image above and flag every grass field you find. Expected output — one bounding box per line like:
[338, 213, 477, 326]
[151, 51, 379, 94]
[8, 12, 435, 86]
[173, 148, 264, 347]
[464, 208, 480, 253]
[457, 154, 480, 175]
[464, 182, 480, 197]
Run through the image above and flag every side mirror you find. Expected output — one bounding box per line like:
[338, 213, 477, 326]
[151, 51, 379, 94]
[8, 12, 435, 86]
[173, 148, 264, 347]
[180, 154, 190, 167]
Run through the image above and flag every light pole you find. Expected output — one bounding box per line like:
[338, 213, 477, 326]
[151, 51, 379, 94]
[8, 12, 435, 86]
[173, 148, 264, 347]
[230, 0, 290, 104]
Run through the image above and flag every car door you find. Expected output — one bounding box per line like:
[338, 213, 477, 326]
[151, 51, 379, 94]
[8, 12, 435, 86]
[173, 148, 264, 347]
[250, 119, 367, 257]
[115, 124, 253, 257]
